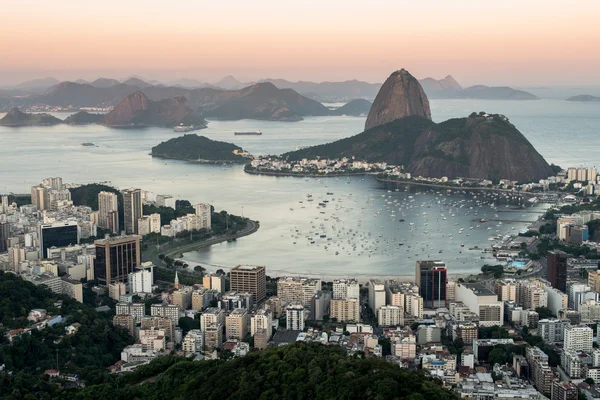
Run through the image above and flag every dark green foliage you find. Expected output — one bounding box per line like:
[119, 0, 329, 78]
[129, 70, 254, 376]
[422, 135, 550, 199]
[151, 134, 247, 162]
[535, 306, 555, 319]
[549, 164, 562, 174]
[478, 326, 509, 339]
[178, 317, 199, 335]
[76, 343, 458, 400]
[69, 183, 120, 211]
[481, 264, 504, 278]
[7, 194, 31, 207]
[64, 111, 104, 124]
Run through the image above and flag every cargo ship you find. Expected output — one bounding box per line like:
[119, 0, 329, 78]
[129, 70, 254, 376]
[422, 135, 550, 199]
[234, 130, 262, 136]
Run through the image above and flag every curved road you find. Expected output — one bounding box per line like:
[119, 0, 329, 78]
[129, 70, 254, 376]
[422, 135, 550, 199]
[143, 220, 259, 267]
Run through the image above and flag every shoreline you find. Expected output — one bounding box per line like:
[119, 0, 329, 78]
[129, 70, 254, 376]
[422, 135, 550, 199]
[151, 153, 247, 164]
[244, 169, 375, 178]
[375, 177, 538, 197]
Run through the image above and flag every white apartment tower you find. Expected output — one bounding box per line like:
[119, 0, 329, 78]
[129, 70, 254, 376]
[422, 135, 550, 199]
[564, 324, 593, 352]
[194, 203, 212, 230]
[333, 279, 360, 300]
[286, 303, 305, 331]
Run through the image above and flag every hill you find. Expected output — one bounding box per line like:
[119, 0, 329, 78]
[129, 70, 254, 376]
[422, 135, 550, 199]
[260, 78, 381, 101]
[76, 342, 458, 399]
[331, 99, 372, 116]
[103, 92, 207, 127]
[64, 111, 104, 124]
[204, 82, 330, 121]
[566, 94, 600, 102]
[90, 78, 121, 88]
[0, 108, 62, 126]
[286, 113, 552, 182]
[419, 75, 463, 98]
[151, 134, 248, 162]
[460, 85, 538, 100]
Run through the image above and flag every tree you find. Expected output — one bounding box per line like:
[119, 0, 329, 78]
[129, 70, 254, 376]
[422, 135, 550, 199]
[178, 317, 199, 335]
[584, 378, 595, 385]
[488, 347, 507, 366]
[535, 306, 555, 320]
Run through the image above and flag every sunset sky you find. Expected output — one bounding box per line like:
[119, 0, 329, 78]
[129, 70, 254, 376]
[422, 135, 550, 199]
[1, 0, 599, 86]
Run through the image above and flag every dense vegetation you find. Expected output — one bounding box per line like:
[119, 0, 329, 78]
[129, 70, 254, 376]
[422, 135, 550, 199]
[64, 111, 104, 124]
[0, 272, 133, 398]
[74, 343, 457, 400]
[0, 108, 62, 126]
[70, 183, 124, 232]
[151, 134, 248, 162]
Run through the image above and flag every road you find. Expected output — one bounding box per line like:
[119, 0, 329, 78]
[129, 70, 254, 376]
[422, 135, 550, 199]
[142, 220, 259, 267]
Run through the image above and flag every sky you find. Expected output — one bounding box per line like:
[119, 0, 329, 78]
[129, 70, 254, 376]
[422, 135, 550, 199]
[1, 0, 599, 86]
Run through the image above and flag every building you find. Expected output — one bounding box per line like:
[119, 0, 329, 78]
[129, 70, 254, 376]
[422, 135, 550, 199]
[229, 265, 266, 303]
[150, 304, 180, 326]
[526, 346, 554, 397]
[122, 189, 142, 234]
[551, 380, 578, 400]
[547, 251, 568, 292]
[141, 317, 174, 341]
[182, 330, 204, 355]
[378, 305, 403, 327]
[332, 278, 360, 300]
[311, 290, 331, 321]
[277, 277, 322, 307]
[564, 324, 593, 352]
[417, 326, 441, 345]
[455, 282, 503, 326]
[194, 203, 212, 230]
[330, 298, 360, 323]
[368, 279, 386, 313]
[495, 279, 518, 302]
[109, 282, 127, 301]
[200, 308, 225, 331]
[250, 309, 273, 338]
[204, 323, 223, 351]
[0, 222, 10, 253]
[113, 314, 135, 336]
[39, 221, 79, 259]
[202, 273, 225, 294]
[225, 308, 248, 340]
[454, 323, 478, 344]
[138, 328, 166, 352]
[537, 319, 570, 343]
[253, 328, 269, 350]
[219, 291, 253, 311]
[589, 270, 600, 293]
[173, 286, 193, 310]
[286, 303, 305, 331]
[128, 263, 154, 294]
[416, 260, 447, 308]
[98, 191, 119, 233]
[94, 235, 141, 285]
[149, 213, 161, 233]
[116, 302, 145, 323]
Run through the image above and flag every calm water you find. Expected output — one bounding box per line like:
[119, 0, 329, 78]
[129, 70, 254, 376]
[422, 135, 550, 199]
[1, 99, 599, 277]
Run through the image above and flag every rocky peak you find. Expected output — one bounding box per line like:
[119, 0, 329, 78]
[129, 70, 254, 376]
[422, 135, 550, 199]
[365, 69, 431, 130]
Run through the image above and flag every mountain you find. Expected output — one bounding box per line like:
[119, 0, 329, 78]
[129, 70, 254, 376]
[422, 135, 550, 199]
[63, 111, 104, 124]
[0, 108, 62, 126]
[260, 78, 381, 101]
[40, 81, 146, 107]
[151, 134, 247, 162]
[331, 99, 372, 116]
[168, 78, 215, 88]
[566, 94, 600, 102]
[15, 77, 60, 91]
[204, 82, 330, 121]
[460, 85, 538, 100]
[91, 78, 121, 88]
[285, 69, 552, 183]
[214, 75, 248, 90]
[365, 69, 431, 130]
[122, 77, 152, 88]
[419, 75, 463, 98]
[103, 91, 206, 127]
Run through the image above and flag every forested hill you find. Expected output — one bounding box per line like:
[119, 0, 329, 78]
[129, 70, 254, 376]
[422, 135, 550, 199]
[75, 343, 458, 399]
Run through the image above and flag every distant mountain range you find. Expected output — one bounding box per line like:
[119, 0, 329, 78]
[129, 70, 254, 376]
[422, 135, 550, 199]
[566, 94, 600, 102]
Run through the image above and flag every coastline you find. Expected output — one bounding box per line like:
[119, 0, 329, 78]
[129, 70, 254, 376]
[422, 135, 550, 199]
[244, 169, 375, 178]
[151, 153, 247, 164]
[375, 177, 537, 197]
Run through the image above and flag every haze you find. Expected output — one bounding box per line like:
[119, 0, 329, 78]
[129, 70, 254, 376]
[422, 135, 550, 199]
[1, 0, 599, 86]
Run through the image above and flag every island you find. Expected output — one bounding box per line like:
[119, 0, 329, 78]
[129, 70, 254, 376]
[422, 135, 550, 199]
[81, 142, 96, 147]
[0, 108, 62, 126]
[566, 94, 600, 102]
[330, 99, 372, 116]
[150, 134, 251, 163]
[64, 111, 104, 124]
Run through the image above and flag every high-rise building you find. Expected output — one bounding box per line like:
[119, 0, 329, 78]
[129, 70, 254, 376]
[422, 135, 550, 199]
[202, 273, 225, 294]
[31, 186, 48, 210]
[537, 319, 570, 343]
[225, 308, 248, 339]
[150, 304, 181, 326]
[368, 279, 386, 313]
[204, 323, 223, 351]
[98, 191, 119, 232]
[416, 260, 447, 308]
[285, 303, 305, 330]
[230, 265, 266, 303]
[377, 305, 403, 327]
[141, 317, 174, 340]
[547, 251, 568, 292]
[200, 308, 225, 331]
[332, 278, 360, 300]
[122, 189, 142, 234]
[39, 221, 79, 258]
[551, 380, 577, 400]
[149, 213, 161, 233]
[116, 302, 145, 323]
[0, 222, 10, 253]
[277, 277, 322, 306]
[330, 298, 360, 322]
[564, 324, 593, 352]
[194, 203, 212, 230]
[250, 309, 273, 338]
[113, 314, 135, 336]
[128, 263, 154, 294]
[94, 235, 141, 285]
[182, 329, 204, 355]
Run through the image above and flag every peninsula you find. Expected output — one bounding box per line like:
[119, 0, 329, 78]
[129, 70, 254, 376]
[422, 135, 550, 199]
[0, 108, 62, 126]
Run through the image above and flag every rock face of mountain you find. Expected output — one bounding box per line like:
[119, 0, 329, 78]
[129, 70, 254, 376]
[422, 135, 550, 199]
[331, 99, 372, 116]
[567, 95, 600, 102]
[204, 82, 330, 121]
[103, 92, 206, 127]
[364, 69, 431, 130]
[0, 108, 62, 126]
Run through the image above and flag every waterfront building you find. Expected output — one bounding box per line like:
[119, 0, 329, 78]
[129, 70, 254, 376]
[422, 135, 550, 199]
[415, 260, 447, 308]
[230, 265, 266, 303]
[194, 203, 212, 230]
[277, 276, 322, 307]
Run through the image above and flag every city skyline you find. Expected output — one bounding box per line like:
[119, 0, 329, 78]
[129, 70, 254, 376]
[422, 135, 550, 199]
[1, 0, 600, 86]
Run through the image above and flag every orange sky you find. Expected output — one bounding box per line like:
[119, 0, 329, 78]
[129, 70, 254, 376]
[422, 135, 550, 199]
[1, 0, 599, 86]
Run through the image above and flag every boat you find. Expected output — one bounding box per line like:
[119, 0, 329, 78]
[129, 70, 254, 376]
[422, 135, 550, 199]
[174, 124, 201, 132]
[234, 130, 262, 135]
